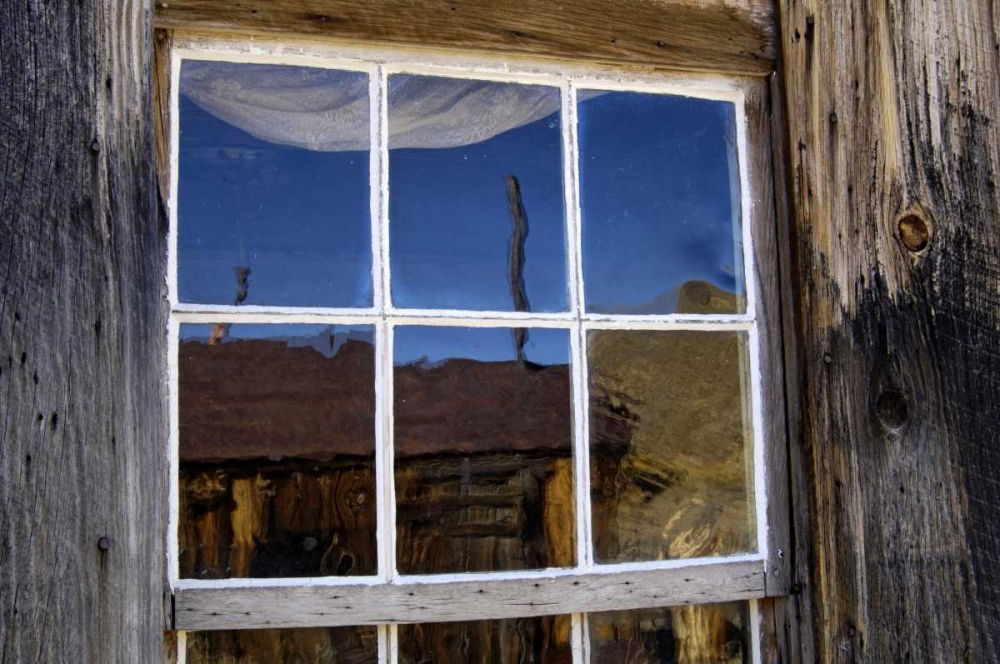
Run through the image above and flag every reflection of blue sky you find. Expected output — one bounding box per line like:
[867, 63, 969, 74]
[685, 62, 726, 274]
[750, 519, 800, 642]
[389, 77, 567, 312]
[394, 326, 569, 366]
[177, 68, 372, 307]
[178, 63, 743, 316]
[179, 322, 565, 366]
[180, 323, 374, 357]
[578, 91, 743, 313]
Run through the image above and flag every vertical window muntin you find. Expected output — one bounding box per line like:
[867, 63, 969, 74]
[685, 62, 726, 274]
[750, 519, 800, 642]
[167, 45, 769, 663]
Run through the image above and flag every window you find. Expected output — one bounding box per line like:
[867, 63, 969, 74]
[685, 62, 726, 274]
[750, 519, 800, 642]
[167, 36, 786, 663]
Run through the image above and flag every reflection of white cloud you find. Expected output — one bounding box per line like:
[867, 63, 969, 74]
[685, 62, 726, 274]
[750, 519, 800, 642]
[182, 61, 576, 152]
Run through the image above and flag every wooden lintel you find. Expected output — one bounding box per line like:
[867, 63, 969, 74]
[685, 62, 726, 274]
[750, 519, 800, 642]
[154, 0, 776, 76]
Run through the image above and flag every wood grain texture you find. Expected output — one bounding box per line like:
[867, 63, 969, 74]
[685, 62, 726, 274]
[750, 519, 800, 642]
[759, 68, 817, 664]
[744, 77, 791, 598]
[154, 0, 776, 75]
[0, 0, 167, 660]
[174, 558, 766, 630]
[777, 0, 1000, 660]
[154, 28, 174, 206]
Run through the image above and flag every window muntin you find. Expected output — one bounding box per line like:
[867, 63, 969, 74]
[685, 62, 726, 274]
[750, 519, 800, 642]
[167, 41, 777, 663]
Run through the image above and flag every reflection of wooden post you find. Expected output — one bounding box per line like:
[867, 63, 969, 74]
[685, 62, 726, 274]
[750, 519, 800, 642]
[504, 175, 530, 365]
[209, 266, 251, 345]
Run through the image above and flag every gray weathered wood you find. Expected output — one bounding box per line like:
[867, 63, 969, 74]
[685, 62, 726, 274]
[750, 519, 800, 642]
[154, 0, 776, 76]
[744, 77, 791, 598]
[776, 0, 1000, 660]
[759, 68, 816, 664]
[174, 559, 766, 630]
[0, 0, 167, 660]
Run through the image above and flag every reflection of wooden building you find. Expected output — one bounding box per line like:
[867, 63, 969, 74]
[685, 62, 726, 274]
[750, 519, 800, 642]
[179, 280, 751, 661]
[180, 337, 579, 662]
[178, 338, 577, 579]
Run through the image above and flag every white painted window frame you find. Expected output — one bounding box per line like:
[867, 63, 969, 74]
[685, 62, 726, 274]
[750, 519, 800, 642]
[166, 34, 788, 664]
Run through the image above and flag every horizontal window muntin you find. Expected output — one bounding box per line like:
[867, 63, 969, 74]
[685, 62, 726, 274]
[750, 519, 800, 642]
[166, 42, 773, 663]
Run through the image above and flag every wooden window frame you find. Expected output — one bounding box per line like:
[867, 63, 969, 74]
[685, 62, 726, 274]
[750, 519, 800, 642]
[161, 27, 788, 661]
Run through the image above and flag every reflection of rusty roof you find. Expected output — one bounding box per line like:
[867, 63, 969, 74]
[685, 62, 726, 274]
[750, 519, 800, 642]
[179, 339, 574, 462]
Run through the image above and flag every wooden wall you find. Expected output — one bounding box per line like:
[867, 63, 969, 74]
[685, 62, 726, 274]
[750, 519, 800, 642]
[771, 0, 1000, 661]
[0, 0, 168, 661]
[3, 0, 1000, 661]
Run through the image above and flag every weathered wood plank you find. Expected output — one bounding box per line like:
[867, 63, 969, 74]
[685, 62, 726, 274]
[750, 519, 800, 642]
[154, 0, 776, 76]
[777, 0, 1000, 660]
[174, 558, 766, 630]
[154, 28, 174, 206]
[761, 67, 817, 662]
[744, 77, 791, 598]
[0, 0, 167, 660]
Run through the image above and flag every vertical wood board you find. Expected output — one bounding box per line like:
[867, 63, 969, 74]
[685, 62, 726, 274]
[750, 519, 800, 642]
[0, 0, 167, 660]
[776, 0, 1000, 660]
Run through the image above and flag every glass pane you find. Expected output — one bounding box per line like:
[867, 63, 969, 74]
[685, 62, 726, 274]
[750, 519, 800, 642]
[178, 323, 376, 578]
[578, 91, 745, 315]
[178, 61, 372, 307]
[588, 330, 755, 563]
[186, 626, 378, 663]
[388, 75, 568, 312]
[394, 326, 575, 574]
[399, 615, 572, 664]
[588, 602, 750, 663]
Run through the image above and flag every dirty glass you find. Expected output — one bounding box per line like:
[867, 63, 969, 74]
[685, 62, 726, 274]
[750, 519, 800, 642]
[186, 626, 378, 663]
[177, 61, 372, 308]
[393, 326, 575, 574]
[587, 330, 755, 562]
[578, 90, 745, 315]
[588, 602, 750, 663]
[399, 615, 572, 663]
[388, 75, 568, 312]
[178, 323, 377, 578]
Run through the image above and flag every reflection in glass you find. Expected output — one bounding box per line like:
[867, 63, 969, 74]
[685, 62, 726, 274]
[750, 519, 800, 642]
[399, 615, 572, 664]
[394, 326, 575, 574]
[588, 603, 750, 663]
[178, 324, 376, 578]
[388, 75, 568, 312]
[587, 330, 755, 563]
[178, 61, 372, 307]
[578, 91, 745, 315]
[186, 626, 378, 663]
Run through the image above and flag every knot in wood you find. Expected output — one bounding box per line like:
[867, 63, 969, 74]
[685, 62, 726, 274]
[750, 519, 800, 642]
[897, 213, 930, 253]
[876, 389, 909, 431]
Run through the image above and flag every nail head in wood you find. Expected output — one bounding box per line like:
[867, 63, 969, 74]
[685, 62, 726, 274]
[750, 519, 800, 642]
[97, 536, 112, 551]
[897, 213, 930, 253]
